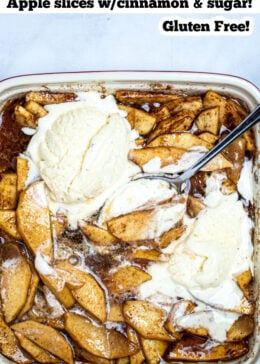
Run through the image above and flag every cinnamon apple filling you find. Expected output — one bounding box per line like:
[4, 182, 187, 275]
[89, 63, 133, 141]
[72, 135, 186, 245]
[0, 89, 256, 363]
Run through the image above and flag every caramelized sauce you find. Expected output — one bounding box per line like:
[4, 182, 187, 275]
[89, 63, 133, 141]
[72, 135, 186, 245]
[56, 228, 149, 303]
[188, 171, 208, 197]
[0, 100, 30, 172]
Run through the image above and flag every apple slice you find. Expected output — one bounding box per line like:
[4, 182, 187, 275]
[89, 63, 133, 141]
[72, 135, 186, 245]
[0, 243, 31, 323]
[17, 181, 53, 261]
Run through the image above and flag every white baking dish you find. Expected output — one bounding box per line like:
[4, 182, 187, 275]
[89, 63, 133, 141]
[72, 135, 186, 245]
[0, 71, 259, 364]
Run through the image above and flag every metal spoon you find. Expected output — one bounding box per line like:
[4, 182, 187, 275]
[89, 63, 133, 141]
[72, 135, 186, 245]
[135, 104, 260, 193]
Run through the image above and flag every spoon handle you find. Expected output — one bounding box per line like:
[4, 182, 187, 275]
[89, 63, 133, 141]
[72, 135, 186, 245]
[179, 104, 260, 181]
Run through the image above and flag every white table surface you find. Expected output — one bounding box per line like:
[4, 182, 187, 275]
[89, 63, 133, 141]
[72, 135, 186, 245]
[0, 14, 259, 87]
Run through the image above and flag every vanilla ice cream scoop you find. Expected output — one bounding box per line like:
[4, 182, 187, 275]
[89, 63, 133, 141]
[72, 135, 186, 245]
[26, 92, 139, 223]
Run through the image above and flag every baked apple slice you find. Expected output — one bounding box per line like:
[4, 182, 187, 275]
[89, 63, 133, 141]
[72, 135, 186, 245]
[17, 181, 53, 261]
[0, 243, 31, 323]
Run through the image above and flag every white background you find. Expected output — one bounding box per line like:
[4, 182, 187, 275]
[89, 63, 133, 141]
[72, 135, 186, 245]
[0, 14, 259, 87]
